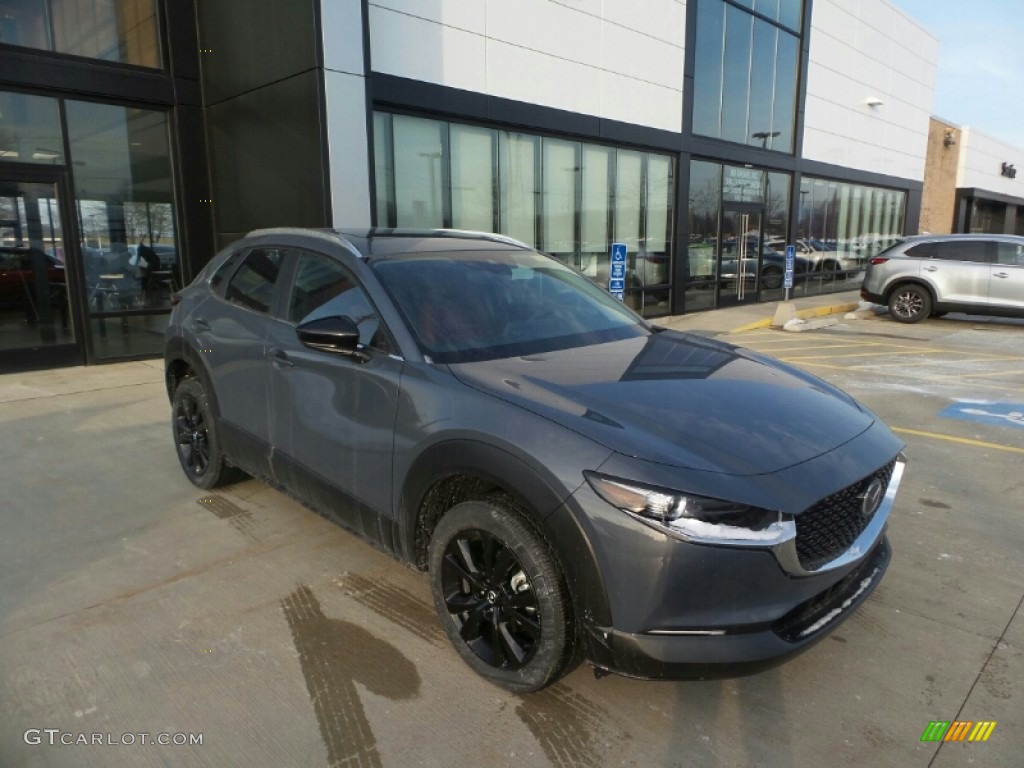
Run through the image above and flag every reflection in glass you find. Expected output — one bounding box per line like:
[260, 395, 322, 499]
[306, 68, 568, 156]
[692, 0, 725, 139]
[0, 0, 161, 67]
[66, 100, 178, 356]
[721, 4, 752, 146]
[580, 144, 611, 282]
[373, 112, 394, 227]
[686, 161, 721, 311]
[0, 90, 63, 165]
[0, 180, 72, 351]
[393, 115, 446, 229]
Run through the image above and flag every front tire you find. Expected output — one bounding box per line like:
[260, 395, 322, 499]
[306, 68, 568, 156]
[171, 377, 241, 489]
[428, 500, 576, 693]
[761, 265, 783, 289]
[888, 284, 932, 323]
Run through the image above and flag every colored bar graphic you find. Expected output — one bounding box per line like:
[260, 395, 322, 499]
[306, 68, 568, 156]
[921, 720, 996, 743]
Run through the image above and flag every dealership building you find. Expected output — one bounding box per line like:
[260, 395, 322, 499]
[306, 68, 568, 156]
[0, 0, 939, 370]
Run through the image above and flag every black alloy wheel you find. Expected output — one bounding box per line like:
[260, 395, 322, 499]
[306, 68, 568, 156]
[429, 500, 576, 692]
[171, 377, 239, 489]
[761, 265, 783, 289]
[440, 528, 541, 670]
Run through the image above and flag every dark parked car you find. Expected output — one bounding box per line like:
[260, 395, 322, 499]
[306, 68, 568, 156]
[862, 234, 1024, 322]
[165, 228, 905, 692]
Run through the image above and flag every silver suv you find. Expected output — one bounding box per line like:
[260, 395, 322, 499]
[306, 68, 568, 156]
[861, 234, 1024, 323]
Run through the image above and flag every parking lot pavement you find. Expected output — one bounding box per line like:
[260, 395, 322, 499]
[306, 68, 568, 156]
[1, 315, 1022, 768]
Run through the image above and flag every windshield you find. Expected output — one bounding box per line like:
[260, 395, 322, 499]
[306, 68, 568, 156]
[371, 248, 648, 363]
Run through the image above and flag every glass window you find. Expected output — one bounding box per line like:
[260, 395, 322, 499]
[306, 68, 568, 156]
[996, 242, 1024, 266]
[393, 115, 446, 229]
[580, 144, 611, 281]
[499, 132, 538, 248]
[932, 241, 992, 264]
[67, 100, 179, 316]
[450, 124, 495, 232]
[0, 0, 161, 67]
[692, 0, 725, 139]
[225, 248, 282, 313]
[288, 251, 385, 349]
[686, 160, 722, 311]
[0, 90, 63, 164]
[542, 138, 578, 259]
[693, 0, 800, 153]
[373, 112, 394, 227]
[779, 0, 803, 31]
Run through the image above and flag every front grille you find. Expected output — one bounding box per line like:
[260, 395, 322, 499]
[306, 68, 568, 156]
[795, 460, 896, 571]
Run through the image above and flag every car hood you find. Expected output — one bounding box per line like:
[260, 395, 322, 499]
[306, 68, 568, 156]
[449, 331, 875, 475]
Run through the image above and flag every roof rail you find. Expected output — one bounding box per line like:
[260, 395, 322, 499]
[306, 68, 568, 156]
[243, 227, 362, 258]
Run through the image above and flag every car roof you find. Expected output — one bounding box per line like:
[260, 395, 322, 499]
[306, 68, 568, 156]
[900, 233, 1024, 244]
[244, 227, 531, 259]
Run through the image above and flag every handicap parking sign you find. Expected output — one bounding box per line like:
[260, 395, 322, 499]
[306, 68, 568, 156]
[609, 278, 626, 292]
[610, 262, 626, 280]
[611, 243, 627, 264]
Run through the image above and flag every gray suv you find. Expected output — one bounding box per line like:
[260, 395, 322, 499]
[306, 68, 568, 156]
[165, 228, 905, 692]
[861, 234, 1024, 322]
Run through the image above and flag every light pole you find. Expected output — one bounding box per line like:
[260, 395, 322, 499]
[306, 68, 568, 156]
[752, 130, 780, 150]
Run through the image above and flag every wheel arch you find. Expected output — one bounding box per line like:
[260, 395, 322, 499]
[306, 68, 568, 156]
[163, 337, 222, 421]
[399, 439, 614, 628]
[883, 277, 936, 305]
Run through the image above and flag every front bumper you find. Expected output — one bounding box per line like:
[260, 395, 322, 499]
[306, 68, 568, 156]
[586, 537, 890, 680]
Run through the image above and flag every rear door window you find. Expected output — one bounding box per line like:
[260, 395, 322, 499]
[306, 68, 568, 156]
[931, 241, 992, 263]
[224, 248, 284, 313]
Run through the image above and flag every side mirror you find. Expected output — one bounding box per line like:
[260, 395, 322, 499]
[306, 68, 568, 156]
[296, 315, 367, 360]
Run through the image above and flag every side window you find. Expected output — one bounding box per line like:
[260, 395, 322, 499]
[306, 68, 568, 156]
[210, 249, 246, 295]
[288, 252, 390, 352]
[932, 241, 992, 263]
[905, 243, 936, 259]
[996, 242, 1024, 266]
[224, 248, 284, 313]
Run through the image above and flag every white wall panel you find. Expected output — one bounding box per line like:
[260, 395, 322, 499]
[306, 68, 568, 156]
[804, 0, 937, 181]
[321, 0, 365, 76]
[369, 5, 487, 93]
[958, 128, 1024, 195]
[324, 70, 372, 226]
[365, 0, 686, 132]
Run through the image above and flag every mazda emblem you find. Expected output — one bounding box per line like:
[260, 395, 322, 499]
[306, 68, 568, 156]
[859, 478, 885, 520]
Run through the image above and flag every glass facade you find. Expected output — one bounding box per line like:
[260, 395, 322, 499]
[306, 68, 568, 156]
[692, 0, 801, 153]
[0, 0, 161, 67]
[0, 91, 64, 164]
[67, 100, 178, 358]
[374, 112, 676, 316]
[796, 176, 906, 294]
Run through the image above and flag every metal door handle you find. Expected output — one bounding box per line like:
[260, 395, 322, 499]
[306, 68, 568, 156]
[994, 272, 1010, 278]
[269, 348, 294, 368]
[191, 317, 211, 331]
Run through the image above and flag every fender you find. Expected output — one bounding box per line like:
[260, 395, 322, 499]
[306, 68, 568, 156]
[397, 439, 613, 628]
[163, 336, 222, 420]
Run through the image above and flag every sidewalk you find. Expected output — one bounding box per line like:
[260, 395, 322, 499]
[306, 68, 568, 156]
[657, 289, 863, 336]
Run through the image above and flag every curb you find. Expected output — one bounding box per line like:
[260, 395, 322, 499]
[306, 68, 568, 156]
[729, 301, 861, 333]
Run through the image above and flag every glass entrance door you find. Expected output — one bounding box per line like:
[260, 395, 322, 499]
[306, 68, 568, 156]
[718, 205, 764, 307]
[0, 173, 82, 370]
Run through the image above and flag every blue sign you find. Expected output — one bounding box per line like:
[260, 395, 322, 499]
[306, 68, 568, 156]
[610, 243, 628, 297]
[610, 291, 625, 302]
[611, 243, 627, 264]
[939, 402, 1024, 430]
[609, 278, 626, 292]
[610, 262, 626, 280]
[784, 245, 795, 289]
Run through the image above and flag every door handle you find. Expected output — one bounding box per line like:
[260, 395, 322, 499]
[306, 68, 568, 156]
[923, 265, 939, 272]
[994, 272, 1010, 279]
[269, 347, 295, 368]
[191, 317, 211, 332]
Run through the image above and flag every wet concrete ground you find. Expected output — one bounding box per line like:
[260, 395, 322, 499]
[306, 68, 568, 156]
[0, 312, 1021, 768]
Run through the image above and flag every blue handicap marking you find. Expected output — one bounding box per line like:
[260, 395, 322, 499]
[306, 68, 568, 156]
[610, 290, 625, 302]
[611, 243, 627, 264]
[609, 278, 626, 292]
[610, 262, 626, 279]
[939, 402, 1024, 430]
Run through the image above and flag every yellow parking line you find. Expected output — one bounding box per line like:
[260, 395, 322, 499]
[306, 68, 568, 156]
[783, 349, 943, 360]
[931, 369, 1024, 380]
[745, 343, 885, 353]
[785, 362, 1024, 394]
[893, 428, 1024, 455]
[853, 355, 1024, 368]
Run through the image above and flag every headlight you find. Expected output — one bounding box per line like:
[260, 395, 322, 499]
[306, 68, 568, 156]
[584, 472, 795, 546]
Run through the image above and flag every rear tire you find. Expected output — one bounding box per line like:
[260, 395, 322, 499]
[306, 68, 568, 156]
[171, 377, 242, 489]
[761, 265, 783, 289]
[428, 500, 576, 693]
[888, 284, 931, 323]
